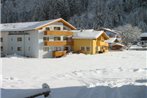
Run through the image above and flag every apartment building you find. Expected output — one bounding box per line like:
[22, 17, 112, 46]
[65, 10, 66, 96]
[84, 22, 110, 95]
[0, 18, 76, 58]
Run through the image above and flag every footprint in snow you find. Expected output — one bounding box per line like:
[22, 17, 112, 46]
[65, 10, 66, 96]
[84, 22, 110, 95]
[73, 71, 83, 76]
[133, 68, 146, 73]
[118, 67, 123, 71]
[133, 69, 139, 72]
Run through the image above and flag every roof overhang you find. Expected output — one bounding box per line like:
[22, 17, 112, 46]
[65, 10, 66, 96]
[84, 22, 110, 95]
[35, 18, 76, 30]
[73, 31, 109, 40]
[98, 31, 109, 40]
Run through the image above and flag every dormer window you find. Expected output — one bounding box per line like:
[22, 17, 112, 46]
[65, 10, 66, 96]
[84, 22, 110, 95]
[63, 27, 67, 30]
[54, 27, 61, 30]
[0, 38, 3, 42]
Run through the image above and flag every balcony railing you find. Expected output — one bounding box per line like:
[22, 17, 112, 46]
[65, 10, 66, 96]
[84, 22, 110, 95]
[97, 41, 109, 46]
[53, 51, 67, 58]
[44, 30, 73, 36]
[44, 41, 73, 46]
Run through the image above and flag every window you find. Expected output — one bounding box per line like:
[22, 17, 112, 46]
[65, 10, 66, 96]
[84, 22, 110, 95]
[46, 27, 50, 31]
[55, 47, 62, 51]
[63, 37, 67, 41]
[54, 27, 61, 30]
[17, 37, 22, 42]
[48, 47, 54, 51]
[67, 37, 72, 42]
[44, 47, 49, 51]
[49, 37, 54, 41]
[54, 37, 61, 41]
[17, 47, 22, 51]
[43, 37, 49, 41]
[11, 47, 13, 50]
[86, 47, 90, 51]
[81, 47, 85, 51]
[28, 37, 30, 41]
[1, 46, 3, 51]
[0, 38, 3, 42]
[64, 47, 69, 51]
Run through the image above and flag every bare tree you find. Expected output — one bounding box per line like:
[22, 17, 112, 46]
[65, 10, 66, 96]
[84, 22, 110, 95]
[114, 24, 142, 46]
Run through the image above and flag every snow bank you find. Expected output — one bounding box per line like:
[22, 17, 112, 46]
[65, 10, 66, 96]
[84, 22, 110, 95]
[6, 54, 26, 59]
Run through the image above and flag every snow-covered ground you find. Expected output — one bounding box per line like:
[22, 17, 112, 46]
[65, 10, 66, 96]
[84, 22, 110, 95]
[1, 50, 147, 98]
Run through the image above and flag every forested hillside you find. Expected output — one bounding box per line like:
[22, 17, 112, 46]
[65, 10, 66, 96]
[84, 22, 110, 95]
[1, 0, 147, 31]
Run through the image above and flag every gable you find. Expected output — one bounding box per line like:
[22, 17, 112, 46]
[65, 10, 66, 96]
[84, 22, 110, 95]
[97, 32, 109, 40]
[36, 18, 76, 30]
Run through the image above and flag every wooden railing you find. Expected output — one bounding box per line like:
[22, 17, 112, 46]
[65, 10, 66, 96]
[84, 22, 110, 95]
[53, 51, 67, 58]
[44, 30, 73, 36]
[44, 41, 73, 46]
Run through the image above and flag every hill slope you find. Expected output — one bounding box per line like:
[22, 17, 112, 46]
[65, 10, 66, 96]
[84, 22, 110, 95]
[1, 0, 147, 31]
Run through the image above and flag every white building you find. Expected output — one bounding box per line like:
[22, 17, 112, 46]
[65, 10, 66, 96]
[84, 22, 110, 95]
[140, 32, 147, 47]
[0, 18, 76, 58]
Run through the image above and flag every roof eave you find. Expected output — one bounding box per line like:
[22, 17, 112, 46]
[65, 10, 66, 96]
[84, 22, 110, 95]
[35, 18, 76, 30]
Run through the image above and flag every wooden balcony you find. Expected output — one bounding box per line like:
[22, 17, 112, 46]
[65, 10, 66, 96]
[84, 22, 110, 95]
[44, 30, 73, 36]
[44, 41, 73, 46]
[53, 51, 67, 58]
[97, 41, 109, 46]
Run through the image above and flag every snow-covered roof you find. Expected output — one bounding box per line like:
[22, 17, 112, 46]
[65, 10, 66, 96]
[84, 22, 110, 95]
[100, 28, 118, 33]
[140, 33, 147, 37]
[105, 38, 117, 43]
[0, 19, 56, 31]
[73, 30, 109, 39]
[0, 18, 76, 32]
[111, 43, 124, 47]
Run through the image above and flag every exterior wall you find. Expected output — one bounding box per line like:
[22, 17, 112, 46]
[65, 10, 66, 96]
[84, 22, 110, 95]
[0, 30, 39, 57]
[96, 36, 109, 53]
[39, 22, 71, 31]
[28, 30, 39, 57]
[73, 35, 109, 55]
[73, 39, 94, 54]
[1, 21, 74, 58]
[0, 32, 9, 56]
[37, 22, 73, 58]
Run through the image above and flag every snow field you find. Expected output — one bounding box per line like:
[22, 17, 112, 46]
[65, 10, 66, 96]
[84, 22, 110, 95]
[1, 50, 147, 98]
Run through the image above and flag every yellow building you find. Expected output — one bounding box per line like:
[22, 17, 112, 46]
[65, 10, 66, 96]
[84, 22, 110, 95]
[73, 30, 109, 54]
